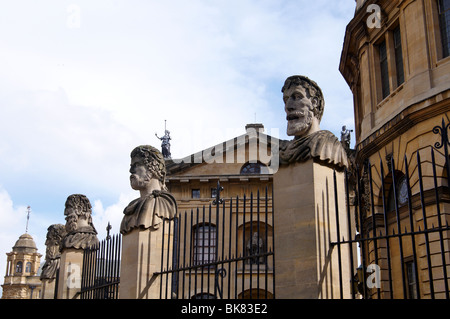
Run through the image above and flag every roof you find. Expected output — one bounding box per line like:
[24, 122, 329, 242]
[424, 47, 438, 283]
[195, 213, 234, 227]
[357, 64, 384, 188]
[166, 123, 279, 176]
[12, 233, 38, 254]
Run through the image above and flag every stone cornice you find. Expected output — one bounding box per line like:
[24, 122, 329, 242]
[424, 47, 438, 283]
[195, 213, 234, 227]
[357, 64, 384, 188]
[355, 93, 450, 165]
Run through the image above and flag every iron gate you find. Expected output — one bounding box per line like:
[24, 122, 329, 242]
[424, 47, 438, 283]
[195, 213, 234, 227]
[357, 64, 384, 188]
[79, 233, 121, 299]
[330, 120, 450, 299]
[76, 120, 450, 300]
[155, 184, 275, 299]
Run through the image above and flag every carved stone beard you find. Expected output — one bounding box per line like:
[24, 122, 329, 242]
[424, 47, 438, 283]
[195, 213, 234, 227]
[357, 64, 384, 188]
[65, 215, 78, 233]
[287, 110, 314, 137]
[45, 244, 60, 260]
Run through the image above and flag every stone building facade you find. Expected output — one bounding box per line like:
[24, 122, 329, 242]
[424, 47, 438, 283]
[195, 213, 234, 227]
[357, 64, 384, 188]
[340, 0, 450, 298]
[165, 123, 276, 299]
[1, 233, 42, 299]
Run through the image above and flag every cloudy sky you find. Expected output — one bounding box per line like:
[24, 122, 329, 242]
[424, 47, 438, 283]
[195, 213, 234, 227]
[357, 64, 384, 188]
[0, 0, 356, 289]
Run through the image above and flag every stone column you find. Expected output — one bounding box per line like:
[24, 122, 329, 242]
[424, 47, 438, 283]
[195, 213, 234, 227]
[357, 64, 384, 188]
[119, 221, 174, 299]
[41, 278, 57, 299]
[118, 145, 177, 299]
[56, 248, 84, 299]
[55, 194, 99, 299]
[273, 160, 352, 299]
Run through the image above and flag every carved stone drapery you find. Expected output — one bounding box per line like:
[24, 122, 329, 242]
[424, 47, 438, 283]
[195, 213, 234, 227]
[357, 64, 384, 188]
[279, 130, 349, 168]
[40, 224, 66, 280]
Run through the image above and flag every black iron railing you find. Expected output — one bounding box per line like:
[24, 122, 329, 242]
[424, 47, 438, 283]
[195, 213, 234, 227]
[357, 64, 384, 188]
[155, 184, 275, 299]
[330, 121, 450, 299]
[79, 234, 121, 299]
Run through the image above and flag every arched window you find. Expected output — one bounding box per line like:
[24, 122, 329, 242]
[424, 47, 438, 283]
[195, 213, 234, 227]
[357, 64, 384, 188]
[191, 293, 216, 299]
[240, 162, 269, 175]
[387, 174, 409, 211]
[15, 261, 23, 273]
[245, 232, 266, 266]
[25, 262, 32, 273]
[239, 222, 273, 266]
[193, 224, 217, 266]
[238, 289, 273, 299]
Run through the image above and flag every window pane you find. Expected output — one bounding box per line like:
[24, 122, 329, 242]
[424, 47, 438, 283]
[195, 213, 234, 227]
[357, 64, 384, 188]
[192, 189, 200, 199]
[379, 41, 390, 99]
[16, 261, 23, 273]
[193, 225, 216, 266]
[439, 0, 450, 58]
[240, 162, 269, 175]
[394, 26, 405, 86]
[245, 232, 267, 265]
[406, 261, 418, 299]
[387, 175, 409, 211]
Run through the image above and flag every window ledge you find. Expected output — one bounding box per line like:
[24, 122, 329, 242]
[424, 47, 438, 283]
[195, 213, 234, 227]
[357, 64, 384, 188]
[377, 82, 405, 109]
[236, 266, 274, 274]
[435, 54, 450, 67]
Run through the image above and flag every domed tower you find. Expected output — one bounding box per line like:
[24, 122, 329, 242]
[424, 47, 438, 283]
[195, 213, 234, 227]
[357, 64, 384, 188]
[1, 233, 42, 299]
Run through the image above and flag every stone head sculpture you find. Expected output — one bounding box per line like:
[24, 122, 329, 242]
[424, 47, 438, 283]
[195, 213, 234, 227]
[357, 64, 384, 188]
[64, 194, 95, 233]
[279, 75, 348, 168]
[44, 224, 66, 259]
[40, 224, 66, 280]
[281, 75, 325, 138]
[129, 145, 167, 196]
[62, 194, 98, 249]
[121, 145, 177, 234]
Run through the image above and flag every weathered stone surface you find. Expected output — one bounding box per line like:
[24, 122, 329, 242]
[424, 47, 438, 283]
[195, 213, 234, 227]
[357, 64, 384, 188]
[120, 145, 177, 234]
[40, 224, 66, 280]
[279, 75, 348, 168]
[62, 194, 99, 250]
[279, 130, 348, 168]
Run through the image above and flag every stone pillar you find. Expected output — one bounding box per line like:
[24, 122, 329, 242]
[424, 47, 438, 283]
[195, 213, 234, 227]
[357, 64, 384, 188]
[56, 248, 84, 299]
[273, 160, 352, 299]
[119, 220, 174, 299]
[41, 278, 57, 299]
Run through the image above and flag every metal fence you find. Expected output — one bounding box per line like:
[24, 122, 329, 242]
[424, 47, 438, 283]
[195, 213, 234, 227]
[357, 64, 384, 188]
[79, 234, 121, 299]
[76, 121, 450, 299]
[155, 184, 275, 299]
[332, 137, 450, 298]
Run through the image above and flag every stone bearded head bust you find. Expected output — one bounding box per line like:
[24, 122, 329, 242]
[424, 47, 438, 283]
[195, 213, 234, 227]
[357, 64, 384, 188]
[62, 194, 99, 250]
[279, 75, 348, 168]
[129, 145, 167, 195]
[40, 224, 66, 280]
[282, 75, 324, 138]
[120, 145, 177, 234]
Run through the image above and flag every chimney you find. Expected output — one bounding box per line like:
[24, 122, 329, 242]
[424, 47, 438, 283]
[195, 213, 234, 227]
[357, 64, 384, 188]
[245, 123, 264, 133]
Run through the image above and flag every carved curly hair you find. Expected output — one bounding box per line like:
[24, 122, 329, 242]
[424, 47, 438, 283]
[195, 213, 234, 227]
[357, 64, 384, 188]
[46, 224, 67, 242]
[65, 194, 94, 224]
[281, 75, 325, 122]
[130, 145, 167, 190]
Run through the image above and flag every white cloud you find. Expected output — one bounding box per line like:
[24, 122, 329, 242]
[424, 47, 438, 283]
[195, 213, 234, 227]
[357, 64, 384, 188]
[92, 192, 136, 239]
[0, 1, 357, 293]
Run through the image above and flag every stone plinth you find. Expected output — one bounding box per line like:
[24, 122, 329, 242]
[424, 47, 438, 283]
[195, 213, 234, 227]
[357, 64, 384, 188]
[56, 248, 84, 299]
[273, 159, 352, 299]
[119, 221, 174, 299]
[41, 278, 57, 299]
